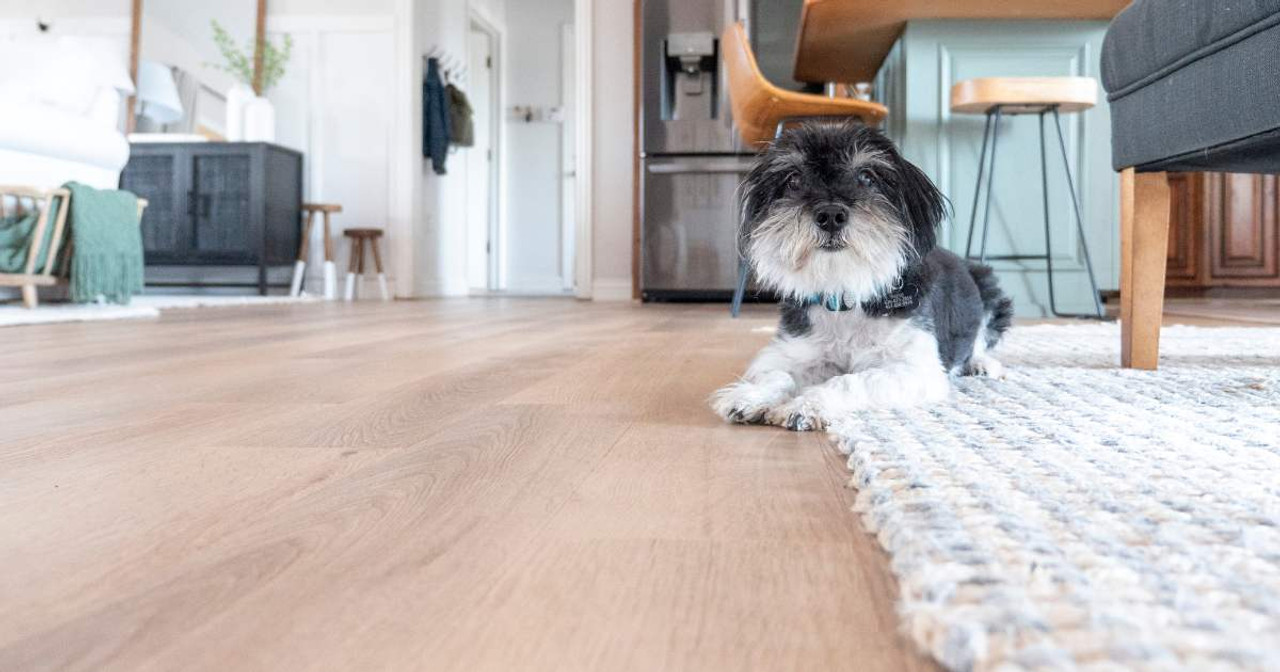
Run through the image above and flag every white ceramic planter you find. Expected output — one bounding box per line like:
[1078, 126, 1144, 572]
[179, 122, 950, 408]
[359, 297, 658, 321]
[225, 83, 255, 141]
[242, 96, 276, 142]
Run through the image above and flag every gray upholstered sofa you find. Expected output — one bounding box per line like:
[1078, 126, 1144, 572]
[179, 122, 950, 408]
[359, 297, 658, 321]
[1101, 0, 1280, 368]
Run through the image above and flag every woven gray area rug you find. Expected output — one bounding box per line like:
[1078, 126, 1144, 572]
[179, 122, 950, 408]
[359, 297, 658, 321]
[830, 324, 1280, 672]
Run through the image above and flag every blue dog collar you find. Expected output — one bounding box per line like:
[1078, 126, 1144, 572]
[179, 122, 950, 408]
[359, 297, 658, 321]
[800, 273, 923, 316]
[803, 292, 855, 312]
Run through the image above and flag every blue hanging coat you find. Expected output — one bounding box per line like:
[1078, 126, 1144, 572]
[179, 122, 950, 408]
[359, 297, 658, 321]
[423, 58, 452, 175]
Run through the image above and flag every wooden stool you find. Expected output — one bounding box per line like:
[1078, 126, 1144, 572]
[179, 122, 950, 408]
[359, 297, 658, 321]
[292, 203, 342, 299]
[950, 76, 1104, 319]
[342, 228, 389, 301]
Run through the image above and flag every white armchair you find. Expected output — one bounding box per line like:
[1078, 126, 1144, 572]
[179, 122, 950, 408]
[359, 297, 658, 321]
[0, 36, 134, 190]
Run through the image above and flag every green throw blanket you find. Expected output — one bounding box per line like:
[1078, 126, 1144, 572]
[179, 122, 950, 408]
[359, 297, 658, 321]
[62, 182, 144, 304]
[1, 184, 143, 304]
[0, 198, 61, 275]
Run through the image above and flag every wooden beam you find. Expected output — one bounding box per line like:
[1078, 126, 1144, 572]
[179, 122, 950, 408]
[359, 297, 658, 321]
[125, 0, 142, 133]
[0, 274, 59, 287]
[1120, 168, 1171, 369]
[252, 0, 267, 95]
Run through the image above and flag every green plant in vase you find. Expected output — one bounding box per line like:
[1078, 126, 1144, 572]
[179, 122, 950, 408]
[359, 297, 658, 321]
[209, 19, 293, 94]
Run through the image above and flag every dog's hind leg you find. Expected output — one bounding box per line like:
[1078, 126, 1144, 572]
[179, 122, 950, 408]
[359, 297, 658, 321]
[960, 314, 1006, 379]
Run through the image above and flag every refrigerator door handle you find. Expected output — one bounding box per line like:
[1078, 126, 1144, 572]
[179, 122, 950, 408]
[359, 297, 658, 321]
[647, 161, 755, 175]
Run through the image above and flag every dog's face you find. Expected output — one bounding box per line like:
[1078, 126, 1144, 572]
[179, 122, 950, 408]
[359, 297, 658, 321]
[738, 123, 946, 301]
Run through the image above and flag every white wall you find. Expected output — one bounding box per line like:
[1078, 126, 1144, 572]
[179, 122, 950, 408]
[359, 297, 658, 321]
[588, 0, 634, 300]
[142, 0, 255, 96]
[266, 5, 401, 295]
[270, 0, 393, 14]
[410, 0, 474, 297]
[0, 1, 129, 19]
[502, 0, 573, 294]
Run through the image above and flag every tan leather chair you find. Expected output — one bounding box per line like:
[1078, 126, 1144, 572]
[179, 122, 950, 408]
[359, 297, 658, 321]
[722, 21, 889, 315]
[721, 21, 887, 148]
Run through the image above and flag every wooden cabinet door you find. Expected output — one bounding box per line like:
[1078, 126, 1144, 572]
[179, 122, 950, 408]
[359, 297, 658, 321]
[1165, 173, 1202, 286]
[1207, 173, 1278, 282]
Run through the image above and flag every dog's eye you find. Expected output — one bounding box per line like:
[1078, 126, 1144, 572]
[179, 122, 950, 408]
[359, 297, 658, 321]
[856, 169, 875, 187]
[785, 173, 803, 192]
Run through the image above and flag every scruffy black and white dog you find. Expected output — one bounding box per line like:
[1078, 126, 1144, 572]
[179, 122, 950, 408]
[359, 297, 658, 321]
[711, 123, 1013, 431]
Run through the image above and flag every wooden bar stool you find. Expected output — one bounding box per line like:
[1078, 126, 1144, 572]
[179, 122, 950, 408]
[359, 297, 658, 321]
[951, 76, 1104, 319]
[342, 228, 389, 301]
[292, 203, 342, 299]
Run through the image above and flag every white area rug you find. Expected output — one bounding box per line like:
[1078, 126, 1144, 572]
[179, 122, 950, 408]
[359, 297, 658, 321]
[831, 324, 1280, 672]
[0, 294, 319, 327]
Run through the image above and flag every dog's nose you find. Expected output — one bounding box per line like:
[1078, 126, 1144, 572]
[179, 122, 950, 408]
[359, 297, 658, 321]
[814, 205, 848, 233]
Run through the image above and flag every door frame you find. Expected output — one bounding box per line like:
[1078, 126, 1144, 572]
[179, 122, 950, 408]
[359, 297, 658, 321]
[468, 10, 503, 291]
[560, 21, 576, 292]
[571, 0, 594, 298]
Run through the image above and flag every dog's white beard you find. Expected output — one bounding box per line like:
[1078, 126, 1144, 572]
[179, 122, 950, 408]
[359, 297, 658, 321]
[747, 203, 909, 302]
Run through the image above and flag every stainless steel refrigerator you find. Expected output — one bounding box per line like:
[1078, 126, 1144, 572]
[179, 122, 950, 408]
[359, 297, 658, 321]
[639, 0, 803, 300]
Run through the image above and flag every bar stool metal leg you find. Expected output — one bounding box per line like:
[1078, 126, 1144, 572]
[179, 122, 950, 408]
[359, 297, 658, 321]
[965, 104, 1104, 320]
[730, 256, 749, 317]
[964, 110, 995, 260]
[977, 105, 1003, 263]
[1038, 110, 1061, 314]
[1052, 107, 1105, 319]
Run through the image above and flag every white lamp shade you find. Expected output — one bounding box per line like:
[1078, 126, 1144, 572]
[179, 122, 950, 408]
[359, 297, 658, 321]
[135, 60, 184, 125]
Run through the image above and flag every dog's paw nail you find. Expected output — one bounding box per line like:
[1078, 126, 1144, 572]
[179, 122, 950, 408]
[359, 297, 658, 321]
[729, 409, 745, 422]
[785, 413, 815, 432]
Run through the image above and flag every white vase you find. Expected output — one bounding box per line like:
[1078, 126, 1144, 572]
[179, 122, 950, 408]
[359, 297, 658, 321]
[225, 83, 254, 141]
[243, 96, 276, 142]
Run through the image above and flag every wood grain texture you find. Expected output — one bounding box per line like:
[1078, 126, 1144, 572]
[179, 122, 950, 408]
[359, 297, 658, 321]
[1164, 173, 1280, 291]
[723, 22, 887, 146]
[948, 77, 1097, 115]
[126, 0, 142, 133]
[1164, 173, 1202, 285]
[1121, 168, 1172, 370]
[252, 0, 267, 96]
[0, 300, 938, 672]
[793, 0, 1127, 84]
[1210, 173, 1278, 280]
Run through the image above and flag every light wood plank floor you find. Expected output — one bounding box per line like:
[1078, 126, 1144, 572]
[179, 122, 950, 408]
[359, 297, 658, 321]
[0, 299, 939, 672]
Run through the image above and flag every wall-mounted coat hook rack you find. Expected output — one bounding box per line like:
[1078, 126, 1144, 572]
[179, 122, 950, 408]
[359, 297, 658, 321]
[423, 47, 467, 84]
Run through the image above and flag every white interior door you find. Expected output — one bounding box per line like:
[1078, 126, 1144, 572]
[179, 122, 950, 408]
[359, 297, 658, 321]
[466, 26, 495, 291]
[559, 22, 577, 292]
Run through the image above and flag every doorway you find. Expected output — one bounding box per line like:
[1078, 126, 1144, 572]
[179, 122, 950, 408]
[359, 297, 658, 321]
[466, 17, 500, 292]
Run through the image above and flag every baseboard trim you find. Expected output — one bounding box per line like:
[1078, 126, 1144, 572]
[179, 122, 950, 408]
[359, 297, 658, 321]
[591, 277, 634, 301]
[415, 276, 470, 298]
[503, 276, 572, 296]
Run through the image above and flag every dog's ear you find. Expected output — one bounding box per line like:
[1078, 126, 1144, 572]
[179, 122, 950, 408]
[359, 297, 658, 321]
[891, 156, 946, 256]
[736, 151, 784, 256]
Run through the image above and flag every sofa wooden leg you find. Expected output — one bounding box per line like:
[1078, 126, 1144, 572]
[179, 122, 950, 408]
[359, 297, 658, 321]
[1119, 168, 1170, 370]
[21, 285, 37, 309]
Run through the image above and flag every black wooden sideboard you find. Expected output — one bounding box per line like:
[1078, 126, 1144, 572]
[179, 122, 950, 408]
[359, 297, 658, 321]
[119, 142, 303, 294]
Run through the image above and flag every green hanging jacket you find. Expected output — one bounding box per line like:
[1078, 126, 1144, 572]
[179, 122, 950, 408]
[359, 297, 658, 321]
[446, 83, 475, 148]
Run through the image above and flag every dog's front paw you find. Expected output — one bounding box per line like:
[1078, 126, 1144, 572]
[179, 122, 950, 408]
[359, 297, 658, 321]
[964, 354, 1006, 379]
[766, 397, 828, 432]
[710, 381, 782, 425]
